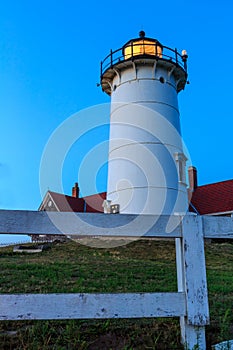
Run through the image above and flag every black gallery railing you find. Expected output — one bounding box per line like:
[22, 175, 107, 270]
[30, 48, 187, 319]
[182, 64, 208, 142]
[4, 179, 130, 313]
[100, 42, 188, 78]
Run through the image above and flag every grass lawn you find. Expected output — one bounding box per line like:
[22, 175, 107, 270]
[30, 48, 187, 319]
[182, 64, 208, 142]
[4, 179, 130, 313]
[0, 239, 232, 349]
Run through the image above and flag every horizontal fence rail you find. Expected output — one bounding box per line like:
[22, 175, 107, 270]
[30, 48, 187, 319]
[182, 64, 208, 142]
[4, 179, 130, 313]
[0, 292, 186, 321]
[0, 210, 182, 237]
[0, 210, 232, 239]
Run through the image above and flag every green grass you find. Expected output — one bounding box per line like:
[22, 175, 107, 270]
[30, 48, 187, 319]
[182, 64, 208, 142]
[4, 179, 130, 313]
[0, 239, 232, 349]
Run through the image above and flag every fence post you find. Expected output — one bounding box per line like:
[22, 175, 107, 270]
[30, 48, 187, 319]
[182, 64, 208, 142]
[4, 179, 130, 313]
[176, 214, 209, 349]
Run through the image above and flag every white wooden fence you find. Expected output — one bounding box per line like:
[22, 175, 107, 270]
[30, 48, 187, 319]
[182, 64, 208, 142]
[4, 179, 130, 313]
[0, 210, 232, 349]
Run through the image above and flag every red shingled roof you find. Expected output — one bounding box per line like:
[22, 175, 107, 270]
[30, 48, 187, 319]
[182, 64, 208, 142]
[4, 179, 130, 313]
[48, 191, 85, 212]
[84, 192, 106, 213]
[47, 191, 107, 213]
[190, 180, 233, 215]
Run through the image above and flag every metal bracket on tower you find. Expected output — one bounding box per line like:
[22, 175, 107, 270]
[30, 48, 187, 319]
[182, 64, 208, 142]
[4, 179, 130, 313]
[167, 65, 176, 79]
[152, 60, 157, 78]
[105, 80, 114, 94]
[176, 77, 183, 91]
[113, 68, 121, 85]
[131, 61, 137, 79]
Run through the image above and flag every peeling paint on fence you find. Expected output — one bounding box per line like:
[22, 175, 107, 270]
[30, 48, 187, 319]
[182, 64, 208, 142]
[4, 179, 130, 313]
[0, 293, 186, 320]
[0, 210, 232, 350]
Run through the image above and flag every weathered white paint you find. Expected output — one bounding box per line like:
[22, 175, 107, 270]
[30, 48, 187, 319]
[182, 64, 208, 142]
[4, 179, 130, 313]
[1, 210, 233, 239]
[175, 237, 187, 344]
[1, 210, 233, 350]
[0, 210, 182, 238]
[176, 235, 208, 349]
[203, 215, 233, 238]
[179, 215, 209, 350]
[102, 49, 188, 215]
[0, 292, 185, 320]
[183, 216, 209, 326]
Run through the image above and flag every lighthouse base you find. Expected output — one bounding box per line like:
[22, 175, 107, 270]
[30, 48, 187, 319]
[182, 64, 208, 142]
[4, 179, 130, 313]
[107, 185, 188, 216]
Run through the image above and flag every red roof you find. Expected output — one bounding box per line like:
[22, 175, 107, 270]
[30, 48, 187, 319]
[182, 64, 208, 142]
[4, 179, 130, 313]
[84, 192, 106, 213]
[190, 180, 233, 215]
[47, 191, 106, 213]
[48, 191, 85, 212]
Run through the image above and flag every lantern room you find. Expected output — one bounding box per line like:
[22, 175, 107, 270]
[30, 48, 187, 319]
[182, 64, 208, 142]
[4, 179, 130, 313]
[123, 30, 163, 59]
[100, 31, 188, 95]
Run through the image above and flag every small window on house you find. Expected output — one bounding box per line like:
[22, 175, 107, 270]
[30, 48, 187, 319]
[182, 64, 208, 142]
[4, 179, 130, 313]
[110, 204, 120, 214]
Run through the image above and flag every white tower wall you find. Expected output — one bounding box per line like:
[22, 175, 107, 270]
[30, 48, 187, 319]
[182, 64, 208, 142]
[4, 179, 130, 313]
[101, 34, 188, 215]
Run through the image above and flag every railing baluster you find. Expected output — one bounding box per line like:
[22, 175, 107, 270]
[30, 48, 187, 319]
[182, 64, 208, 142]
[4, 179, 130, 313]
[175, 48, 178, 64]
[110, 49, 113, 67]
[100, 61, 103, 80]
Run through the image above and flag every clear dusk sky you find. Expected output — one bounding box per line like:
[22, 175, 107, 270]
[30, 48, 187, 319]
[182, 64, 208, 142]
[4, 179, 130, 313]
[1, 0, 233, 211]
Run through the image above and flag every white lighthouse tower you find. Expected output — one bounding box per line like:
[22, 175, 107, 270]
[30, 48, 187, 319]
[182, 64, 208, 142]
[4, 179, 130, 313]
[101, 31, 188, 215]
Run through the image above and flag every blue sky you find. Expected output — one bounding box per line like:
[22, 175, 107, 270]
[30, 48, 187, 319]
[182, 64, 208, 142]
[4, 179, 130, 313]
[1, 0, 233, 212]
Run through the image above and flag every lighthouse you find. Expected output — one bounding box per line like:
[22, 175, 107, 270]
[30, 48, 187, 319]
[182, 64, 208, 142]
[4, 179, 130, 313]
[101, 32, 188, 215]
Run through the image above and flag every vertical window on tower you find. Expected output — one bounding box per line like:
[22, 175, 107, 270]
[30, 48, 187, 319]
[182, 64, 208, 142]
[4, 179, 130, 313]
[174, 153, 187, 184]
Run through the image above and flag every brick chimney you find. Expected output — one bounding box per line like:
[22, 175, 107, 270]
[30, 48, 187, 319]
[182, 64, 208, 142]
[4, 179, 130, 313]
[188, 166, 198, 192]
[72, 182, 80, 198]
[188, 166, 197, 202]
